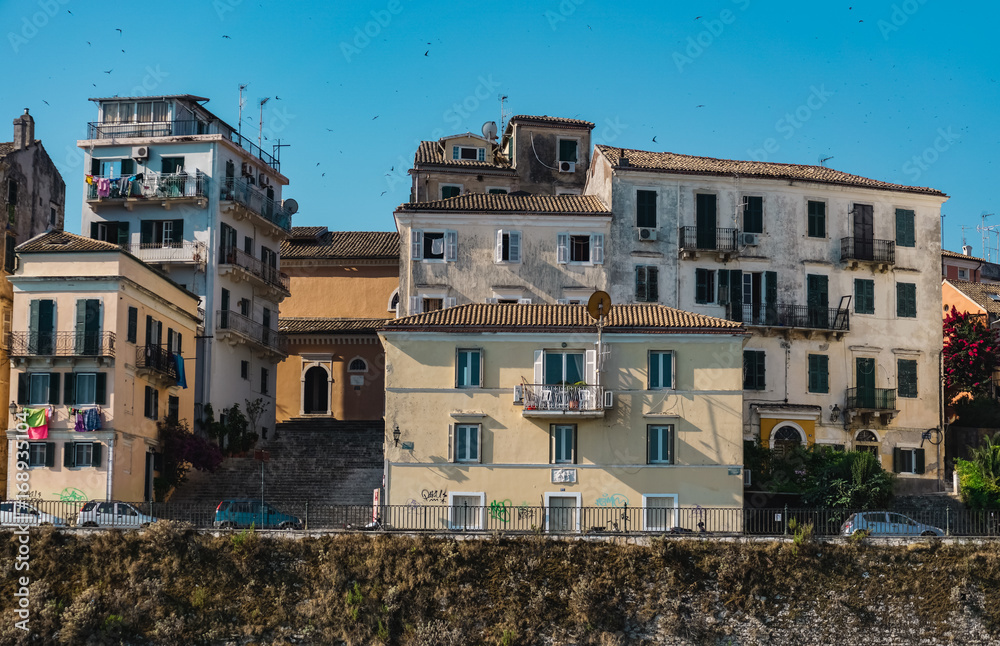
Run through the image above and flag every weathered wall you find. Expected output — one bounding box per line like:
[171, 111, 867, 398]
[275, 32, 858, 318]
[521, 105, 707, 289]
[3, 528, 1000, 645]
[282, 264, 398, 319]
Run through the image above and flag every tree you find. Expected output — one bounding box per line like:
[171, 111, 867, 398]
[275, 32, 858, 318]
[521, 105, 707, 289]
[245, 397, 269, 440]
[155, 418, 223, 500]
[202, 402, 257, 456]
[943, 306, 1000, 399]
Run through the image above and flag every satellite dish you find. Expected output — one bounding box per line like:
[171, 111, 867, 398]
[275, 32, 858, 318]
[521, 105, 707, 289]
[282, 198, 299, 215]
[586, 291, 612, 321]
[482, 121, 498, 140]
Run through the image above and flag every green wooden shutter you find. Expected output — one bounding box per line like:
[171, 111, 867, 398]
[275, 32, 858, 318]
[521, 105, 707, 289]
[718, 269, 730, 306]
[127, 307, 137, 343]
[116, 221, 130, 246]
[63, 372, 75, 406]
[64, 443, 74, 468]
[121, 159, 135, 175]
[28, 299, 39, 353]
[92, 443, 102, 467]
[915, 449, 925, 474]
[173, 219, 184, 242]
[90, 222, 99, 240]
[140, 221, 154, 244]
[90, 157, 101, 176]
[44, 443, 55, 467]
[896, 209, 915, 247]
[635, 267, 646, 301]
[808, 355, 829, 393]
[765, 271, 777, 324]
[75, 299, 87, 354]
[730, 270, 743, 321]
[649, 267, 659, 302]
[897, 283, 916, 317]
[636, 190, 656, 228]
[755, 352, 766, 390]
[695, 269, 708, 304]
[893, 447, 902, 473]
[96, 373, 107, 405]
[898, 359, 917, 398]
[17, 373, 27, 405]
[48, 372, 59, 405]
[744, 196, 763, 234]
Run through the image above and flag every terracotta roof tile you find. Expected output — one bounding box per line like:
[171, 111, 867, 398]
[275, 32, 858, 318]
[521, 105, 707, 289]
[413, 140, 512, 170]
[942, 249, 986, 262]
[396, 193, 610, 215]
[290, 226, 328, 240]
[596, 145, 946, 197]
[281, 231, 399, 259]
[508, 115, 596, 128]
[17, 230, 124, 253]
[279, 317, 390, 334]
[0, 141, 14, 157]
[946, 280, 1000, 316]
[383, 303, 743, 334]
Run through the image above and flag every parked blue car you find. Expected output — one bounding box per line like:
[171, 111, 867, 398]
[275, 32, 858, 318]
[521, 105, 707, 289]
[213, 499, 301, 529]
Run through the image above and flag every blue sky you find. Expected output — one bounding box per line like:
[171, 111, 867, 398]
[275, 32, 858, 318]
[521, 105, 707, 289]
[3, 0, 997, 254]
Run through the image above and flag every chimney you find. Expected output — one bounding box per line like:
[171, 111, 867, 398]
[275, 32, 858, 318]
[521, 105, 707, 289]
[12, 108, 34, 151]
[963, 244, 973, 256]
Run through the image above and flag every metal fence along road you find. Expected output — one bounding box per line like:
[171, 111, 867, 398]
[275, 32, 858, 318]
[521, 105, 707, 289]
[5, 501, 1000, 537]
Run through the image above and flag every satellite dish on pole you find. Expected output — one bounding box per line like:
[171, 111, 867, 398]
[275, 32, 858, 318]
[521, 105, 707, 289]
[587, 291, 612, 321]
[482, 121, 498, 140]
[282, 198, 299, 215]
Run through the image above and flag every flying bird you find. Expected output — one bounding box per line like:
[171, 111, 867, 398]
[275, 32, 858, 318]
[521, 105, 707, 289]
[115, 28, 122, 35]
[424, 50, 428, 56]
[86, 41, 91, 46]
[696, 104, 704, 108]
[42, 100, 49, 106]
[121, 49, 125, 53]
[275, 96, 281, 100]
[103, 69, 113, 74]
[316, 162, 320, 166]
[372, 115, 379, 120]
[325, 128, 334, 132]
[222, 35, 231, 39]
[380, 191, 387, 196]
[652, 136, 657, 143]
[67, 9, 72, 14]
[321, 173, 325, 177]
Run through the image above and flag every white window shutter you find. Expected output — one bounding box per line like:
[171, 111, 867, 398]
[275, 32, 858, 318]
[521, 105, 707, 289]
[411, 230, 423, 260]
[452, 146, 459, 160]
[448, 424, 455, 462]
[486, 298, 499, 304]
[510, 231, 521, 263]
[591, 234, 604, 264]
[518, 298, 532, 304]
[495, 230, 504, 263]
[445, 230, 457, 261]
[585, 349, 597, 385]
[444, 297, 456, 308]
[557, 233, 568, 264]
[556, 299, 569, 305]
[477, 425, 483, 463]
[409, 297, 421, 314]
[533, 350, 544, 384]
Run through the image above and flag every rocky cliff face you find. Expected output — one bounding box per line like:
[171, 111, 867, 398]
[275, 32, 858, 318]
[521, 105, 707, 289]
[2, 525, 999, 645]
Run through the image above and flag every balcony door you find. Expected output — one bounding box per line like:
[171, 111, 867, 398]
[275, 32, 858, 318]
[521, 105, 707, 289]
[76, 299, 101, 355]
[29, 299, 55, 355]
[806, 275, 829, 328]
[545, 352, 584, 385]
[696, 194, 717, 250]
[856, 357, 876, 408]
[302, 366, 329, 415]
[853, 203, 874, 261]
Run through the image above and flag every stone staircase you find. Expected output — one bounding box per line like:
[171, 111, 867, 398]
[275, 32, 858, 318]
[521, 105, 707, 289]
[168, 418, 384, 509]
[892, 491, 967, 516]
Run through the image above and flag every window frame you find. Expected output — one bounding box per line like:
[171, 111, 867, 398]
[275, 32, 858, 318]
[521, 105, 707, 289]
[74, 442, 95, 468]
[807, 354, 829, 394]
[695, 268, 717, 304]
[648, 351, 674, 390]
[897, 282, 917, 318]
[557, 232, 604, 265]
[894, 447, 925, 474]
[551, 424, 577, 464]
[895, 208, 916, 248]
[454, 423, 481, 462]
[743, 350, 766, 391]
[897, 358, 918, 398]
[348, 357, 368, 373]
[28, 442, 48, 468]
[74, 372, 98, 406]
[448, 491, 485, 530]
[411, 229, 457, 263]
[642, 494, 679, 532]
[495, 229, 522, 264]
[743, 195, 764, 234]
[440, 183, 462, 199]
[635, 265, 659, 303]
[636, 189, 657, 228]
[452, 146, 485, 162]
[557, 137, 579, 163]
[854, 278, 875, 315]
[456, 348, 483, 389]
[807, 200, 826, 238]
[647, 425, 674, 465]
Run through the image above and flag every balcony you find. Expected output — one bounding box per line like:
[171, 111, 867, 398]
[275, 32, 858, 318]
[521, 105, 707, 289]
[122, 241, 207, 267]
[135, 345, 178, 385]
[219, 246, 290, 298]
[8, 332, 115, 360]
[86, 172, 209, 210]
[679, 226, 739, 259]
[215, 310, 285, 358]
[840, 237, 895, 270]
[86, 120, 280, 171]
[730, 304, 850, 337]
[219, 177, 292, 235]
[519, 384, 606, 418]
[845, 387, 898, 426]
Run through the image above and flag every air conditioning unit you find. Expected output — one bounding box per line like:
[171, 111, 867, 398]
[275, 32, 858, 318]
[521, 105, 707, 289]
[558, 161, 576, 173]
[241, 162, 253, 177]
[603, 390, 614, 409]
[131, 146, 149, 160]
[743, 469, 752, 487]
[741, 232, 760, 246]
[638, 227, 657, 241]
[259, 173, 268, 187]
[513, 384, 523, 404]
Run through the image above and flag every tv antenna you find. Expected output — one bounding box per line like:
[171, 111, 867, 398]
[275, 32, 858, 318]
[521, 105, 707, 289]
[819, 155, 834, 167]
[499, 94, 510, 137]
[238, 83, 249, 137]
[977, 212, 998, 262]
[258, 97, 270, 148]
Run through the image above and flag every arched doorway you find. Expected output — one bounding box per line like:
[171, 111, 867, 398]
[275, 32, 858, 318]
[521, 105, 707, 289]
[771, 425, 803, 457]
[303, 366, 329, 415]
[855, 430, 880, 458]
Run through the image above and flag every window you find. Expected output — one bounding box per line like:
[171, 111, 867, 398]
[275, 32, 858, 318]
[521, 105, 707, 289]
[449, 492, 485, 530]
[552, 425, 576, 464]
[556, 233, 603, 264]
[140, 219, 183, 246]
[349, 358, 368, 372]
[161, 157, 184, 174]
[558, 139, 578, 163]
[647, 425, 674, 464]
[695, 269, 716, 304]
[487, 187, 508, 195]
[642, 494, 678, 531]
[167, 395, 179, 422]
[649, 351, 674, 389]
[454, 424, 481, 462]
[495, 230, 521, 263]
[73, 373, 98, 405]
[743, 196, 763, 234]
[897, 283, 917, 318]
[743, 350, 766, 390]
[807, 201, 826, 238]
[28, 442, 53, 468]
[28, 298, 55, 354]
[440, 184, 462, 199]
[855, 430, 880, 457]
[456, 349, 482, 388]
[808, 354, 829, 393]
[127, 307, 138, 343]
[635, 266, 659, 302]
[76, 298, 102, 355]
[894, 447, 925, 474]
[958, 268, 969, 280]
[91, 221, 129, 245]
[7, 178, 18, 205]
[423, 298, 443, 312]
[4, 235, 15, 273]
[261, 246, 277, 270]
[18, 372, 58, 406]
[545, 352, 584, 385]
[261, 368, 270, 396]
[144, 385, 158, 420]
[898, 359, 918, 398]
[411, 230, 457, 261]
[772, 426, 802, 457]
[855, 279, 875, 314]
[636, 190, 657, 228]
[65, 442, 100, 468]
[241, 360, 250, 380]
[896, 208, 915, 247]
[452, 146, 485, 161]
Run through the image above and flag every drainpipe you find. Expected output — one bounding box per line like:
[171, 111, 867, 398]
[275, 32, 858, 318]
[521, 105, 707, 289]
[105, 435, 115, 501]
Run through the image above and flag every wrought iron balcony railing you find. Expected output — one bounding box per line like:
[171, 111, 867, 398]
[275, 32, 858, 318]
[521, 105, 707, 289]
[729, 304, 850, 332]
[216, 310, 282, 354]
[86, 172, 208, 201]
[8, 332, 115, 358]
[520, 384, 605, 413]
[219, 177, 292, 232]
[679, 226, 740, 253]
[122, 241, 206, 264]
[841, 237, 895, 265]
[846, 387, 897, 411]
[219, 246, 290, 293]
[135, 345, 178, 381]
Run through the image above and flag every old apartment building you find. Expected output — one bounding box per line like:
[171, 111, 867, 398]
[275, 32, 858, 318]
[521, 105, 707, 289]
[77, 94, 292, 437]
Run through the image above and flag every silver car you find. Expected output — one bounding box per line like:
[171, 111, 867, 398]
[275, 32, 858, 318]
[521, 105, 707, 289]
[76, 501, 157, 528]
[0, 501, 67, 527]
[841, 512, 944, 537]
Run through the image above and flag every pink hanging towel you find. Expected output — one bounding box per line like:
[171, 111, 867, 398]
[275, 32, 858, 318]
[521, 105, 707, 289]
[97, 177, 111, 197]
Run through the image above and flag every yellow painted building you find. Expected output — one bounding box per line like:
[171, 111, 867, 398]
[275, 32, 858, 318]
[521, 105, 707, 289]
[379, 303, 747, 532]
[4, 231, 200, 502]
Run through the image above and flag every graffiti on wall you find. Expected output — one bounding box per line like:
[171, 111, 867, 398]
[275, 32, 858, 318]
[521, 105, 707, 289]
[595, 493, 629, 508]
[420, 489, 447, 503]
[489, 499, 512, 522]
